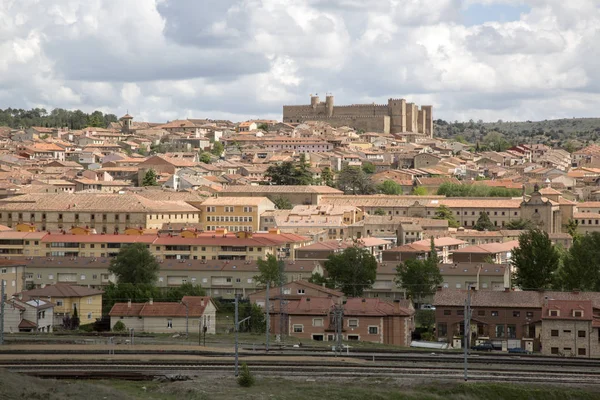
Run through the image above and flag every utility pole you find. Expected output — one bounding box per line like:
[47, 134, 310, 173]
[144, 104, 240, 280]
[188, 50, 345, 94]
[464, 286, 472, 381]
[265, 282, 269, 352]
[0, 280, 5, 345]
[235, 295, 239, 377]
[181, 300, 189, 338]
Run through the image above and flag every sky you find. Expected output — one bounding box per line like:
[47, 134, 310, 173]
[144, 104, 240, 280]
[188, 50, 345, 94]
[1, 0, 599, 124]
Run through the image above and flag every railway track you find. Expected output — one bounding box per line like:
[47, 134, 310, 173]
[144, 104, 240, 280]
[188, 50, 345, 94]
[4, 362, 600, 384]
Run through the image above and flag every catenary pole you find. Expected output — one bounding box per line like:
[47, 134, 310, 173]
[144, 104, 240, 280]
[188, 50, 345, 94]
[234, 295, 239, 377]
[0, 280, 5, 345]
[265, 282, 269, 352]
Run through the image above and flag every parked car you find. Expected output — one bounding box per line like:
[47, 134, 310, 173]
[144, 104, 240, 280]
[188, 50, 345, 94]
[471, 343, 494, 352]
[508, 348, 531, 354]
[420, 304, 436, 310]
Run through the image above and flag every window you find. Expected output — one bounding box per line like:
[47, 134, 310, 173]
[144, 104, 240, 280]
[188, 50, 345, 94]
[87, 297, 93, 304]
[551, 329, 559, 337]
[244, 206, 253, 213]
[293, 324, 303, 333]
[526, 311, 534, 318]
[507, 324, 516, 339]
[495, 324, 505, 338]
[444, 310, 451, 316]
[48, 274, 54, 280]
[369, 326, 378, 335]
[549, 310, 559, 317]
[574, 310, 583, 317]
[563, 329, 571, 334]
[438, 323, 448, 337]
[247, 278, 253, 283]
[478, 310, 485, 316]
[551, 347, 559, 354]
[513, 311, 520, 317]
[80, 274, 86, 280]
[56, 300, 63, 307]
[297, 289, 305, 294]
[224, 206, 234, 213]
[313, 318, 323, 327]
[491, 311, 499, 317]
[92, 274, 97, 280]
[87, 313, 92, 320]
[235, 278, 241, 283]
[348, 319, 358, 328]
[578, 330, 586, 338]
[578, 348, 586, 356]
[347, 335, 359, 341]
[167, 319, 173, 328]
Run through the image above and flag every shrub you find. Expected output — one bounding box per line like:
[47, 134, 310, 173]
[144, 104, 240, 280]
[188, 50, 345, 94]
[112, 321, 126, 332]
[237, 363, 255, 387]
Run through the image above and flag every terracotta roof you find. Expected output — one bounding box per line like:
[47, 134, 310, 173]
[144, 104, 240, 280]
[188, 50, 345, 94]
[200, 197, 273, 206]
[451, 240, 519, 254]
[17, 284, 103, 299]
[19, 319, 37, 329]
[220, 185, 343, 194]
[385, 243, 430, 253]
[344, 298, 413, 316]
[412, 237, 466, 247]
[542, 299, 593, 321]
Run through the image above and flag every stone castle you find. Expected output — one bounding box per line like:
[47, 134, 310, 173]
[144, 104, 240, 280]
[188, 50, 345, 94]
[282, 95, 433, 136]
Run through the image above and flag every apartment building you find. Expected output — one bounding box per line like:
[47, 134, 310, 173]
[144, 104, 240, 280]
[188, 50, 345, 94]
[217, 185, 343, 206]
[193, 196, 274, 232]
[0, 193, 200, 233]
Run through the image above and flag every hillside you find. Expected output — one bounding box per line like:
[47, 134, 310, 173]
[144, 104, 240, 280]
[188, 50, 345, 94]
[435, 117, 600, 151]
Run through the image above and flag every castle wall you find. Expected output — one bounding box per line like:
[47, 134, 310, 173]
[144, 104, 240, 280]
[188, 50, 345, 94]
[283, 96, 431, 136]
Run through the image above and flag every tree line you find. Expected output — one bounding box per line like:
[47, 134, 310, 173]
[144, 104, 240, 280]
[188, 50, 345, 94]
[513, 229, 600, 292]
[0, 107, 118, 130]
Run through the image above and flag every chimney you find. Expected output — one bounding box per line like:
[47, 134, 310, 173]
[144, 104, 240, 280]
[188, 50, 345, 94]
[127, 299, 131, 308]
[149, 298, 153, 305]
[572, 289, 580, 295]
[200, 298, 205, 307]
[544, 296, 548, 307]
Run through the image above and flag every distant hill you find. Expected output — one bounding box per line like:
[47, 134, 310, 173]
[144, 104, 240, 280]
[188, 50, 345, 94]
[434, 118, 600, 151]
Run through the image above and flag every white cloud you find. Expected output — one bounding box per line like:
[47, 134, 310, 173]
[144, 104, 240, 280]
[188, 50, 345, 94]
[0, 0, 598, 122]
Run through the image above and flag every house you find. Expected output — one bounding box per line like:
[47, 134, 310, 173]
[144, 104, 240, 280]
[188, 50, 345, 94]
[108, 296, 217, 334]
[268, 296, 414, 345]
[16, 284, 104, 324]
[248, 280, 344, 308]
[541, 299, 597, 358]
[2, 297, 54, 333]
[450, 240, 518, 264]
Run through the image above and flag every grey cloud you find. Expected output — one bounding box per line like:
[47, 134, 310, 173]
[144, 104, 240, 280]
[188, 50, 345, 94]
[466, 25, 566, 55]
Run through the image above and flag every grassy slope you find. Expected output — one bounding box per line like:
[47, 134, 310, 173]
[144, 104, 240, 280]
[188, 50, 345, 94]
[2, 371, 600, 400]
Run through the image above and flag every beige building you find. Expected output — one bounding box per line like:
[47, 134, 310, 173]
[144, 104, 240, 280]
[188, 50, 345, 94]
[0, 193, 200, 233]
[109, 296, 217, 334]
[193, 196, 274, 232]
[541, 299, 597, 358]
[217, 185, 343, 206]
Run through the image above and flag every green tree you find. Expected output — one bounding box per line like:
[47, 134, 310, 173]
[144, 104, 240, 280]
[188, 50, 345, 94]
[395, 237, 442, 306]
[308, 272, 334, 288]
[112, 320, 126, 332]
[558, 232, 600, 291]
[362, 162, 376, 174]
[483, 131, 510, 152]
[505, 218, 534, 230]
[142, 169, 159, 186]
[512, 229, 560, 290]
[433, 205, 460, 228]
[324, 246, 378, 297]
[412, 186, 427, 196]
[211, 141, 224, 157]
[271, 196, 293, 210]
[337, 166, 376, 194]
[199, 152, 212, 164]
[373, 208, 386, 216]
[377, 180, 402, 195]
[265, 155, 313, 186]
[237, 363, 255, 387]
[320, 166, 335, 187]
[257, 123, 269, 132]
[566, 219, 579, 240]
[474, 212, 495, 231]
[109, 243, 160, 285]
[255, 254, 282, 287]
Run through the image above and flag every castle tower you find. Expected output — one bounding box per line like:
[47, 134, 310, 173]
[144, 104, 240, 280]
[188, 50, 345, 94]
[120, 113, 133, 133]
[405, 103, 417, 132]
[325, 95, 334, 117]
[417, 108, 426, 134]
[310, 94, 320, 109]
[388, 98, 406, 134]
[421, 105, 433, 137]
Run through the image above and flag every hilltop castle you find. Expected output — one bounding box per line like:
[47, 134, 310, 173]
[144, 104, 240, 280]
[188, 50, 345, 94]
[282, 95, 433, 136]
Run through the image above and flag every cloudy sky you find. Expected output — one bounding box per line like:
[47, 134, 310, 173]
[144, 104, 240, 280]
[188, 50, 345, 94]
[1, 0, 599, 123]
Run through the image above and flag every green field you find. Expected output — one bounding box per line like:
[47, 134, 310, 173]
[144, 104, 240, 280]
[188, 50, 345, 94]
[1, 371, 599, 400]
